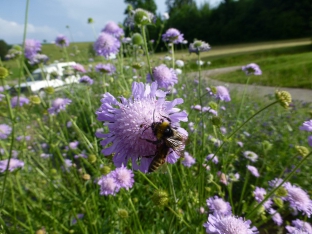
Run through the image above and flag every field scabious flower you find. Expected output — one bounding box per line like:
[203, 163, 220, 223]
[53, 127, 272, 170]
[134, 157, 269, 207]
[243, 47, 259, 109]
[268, 209, 283, 226]
[110, 165, 134, 191]
[206, 154, 219, 164]
[98, 175, 117, 196]
[72, 64, 86, 73]
[243, 151, 258, 162]
[182, 152, 196, 167]
[11, 96, 29, 108]
[48, 98, 72, 115]
[0, 159, 24, 172]
[24, 39, 41, 60]
[247, 165, 260, 177]
[242, 63, 262, 75]
[206, 196, 232, 216]
[0, 124, 12, 139]
[206, 86, 231, 102]
[284, 182, 312, 217]
[146, 64, 178, 89]
[102, 21, 124, 38]
[96, 82, 188, 172]
[299, 120, 312, 132]
[79, 75, 93, 85]
[189, 40, 211, 55]
[203, 214, 258, 234]
[55, 35, 69, 47]
[95, 63, 116, 75]
[286, 219, 312, 234]
[253, 187, 272, 210]
[162, 28, 184, 44]
[94, 32, 120, 58]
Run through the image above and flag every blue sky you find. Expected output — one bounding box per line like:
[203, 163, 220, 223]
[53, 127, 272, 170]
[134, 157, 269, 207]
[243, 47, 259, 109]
[0, 0, 222, 45]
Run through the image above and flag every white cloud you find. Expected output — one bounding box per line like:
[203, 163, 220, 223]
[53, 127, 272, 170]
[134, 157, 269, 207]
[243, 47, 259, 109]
[0, 18, 60, 44]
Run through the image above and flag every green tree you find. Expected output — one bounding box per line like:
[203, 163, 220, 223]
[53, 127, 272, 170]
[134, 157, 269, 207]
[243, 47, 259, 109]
[0, 40, 10, 60]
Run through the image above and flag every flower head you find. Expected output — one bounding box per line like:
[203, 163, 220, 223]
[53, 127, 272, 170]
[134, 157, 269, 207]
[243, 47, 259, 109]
[299, 120, 312, 132]
[0, 67, 9, 79]
[206, 196, 232, 216]
[95, 63, 116, 75]
[0, 124, 12, 139]
[97, 175, 117, 196]
[189, 40, 211, 55]
[102, 21, 124, 38]
[286, 219, 312, 234]
[129, 8, 155, 26]
[48, 98, 72, 115]
[268, 209, 283, 226]
[0, 158, 24, 172]
[203, 214, 258, 234]
[24, 39, 41, 60]
[243, 151, 258, 162]
[94, 32, 120, 58]
[11, 96, 29, 108]
[253, 187, 272, 210]
[72, 64, 86, 73]
[284, 183, 312, 217]
[55, 35, 69, 47]
[96, 82, 188, 172]
[79, 75, 93, 85]
[28, 54, 49, 65]
[206, 154, 219, 164]
[69, 141, 79, 150]
[182, 152, 196, 167]
[247, 165, 260, 177]
[162, 28, 184, 44]
[242, 63, 262, 75]
[147, 64, 178, 89]
[275, 90, 292, 109]
[175, 60, 184, 67]
[110, 165, 134, 191]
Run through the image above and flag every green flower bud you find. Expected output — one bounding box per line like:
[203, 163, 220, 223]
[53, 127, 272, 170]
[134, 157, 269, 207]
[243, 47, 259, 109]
[0, 67, 9, 79]
[45, 87, 55, 94]
[211, 116, 222, 127]
[88, 154, 97, 164]
[295, 145, 309, 157]
[273, 197, 284, 208]
[132, 62, 143, 70]
[152, 190, 169, 207]
[82, 174, 91, 181]
[275, 186, 288, 197]
[87, 18, 94, 24]
[100, 166, 111, 175]
[36, 229, 46, 234]
[208, 101, 218, 110]
[133, 8, 154, 26]
[29, 95, 41, 105]
[262, 140, 273, 152]
[131, 33, 143, 46]
[275, 90, 292, 109]
[117, 209, 129, 219]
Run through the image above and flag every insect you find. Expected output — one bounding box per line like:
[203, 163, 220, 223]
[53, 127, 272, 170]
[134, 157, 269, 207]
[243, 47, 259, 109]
[141, 115, 187, 172]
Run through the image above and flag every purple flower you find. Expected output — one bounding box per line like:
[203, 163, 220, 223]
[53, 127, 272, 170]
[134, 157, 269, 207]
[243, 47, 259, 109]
[299, 120, 312, 132]
[28, 54, 49, 65]
[162, 28, 184, 44]
[69, 141, 79, 150]
[182, 152, 196, 167]
[286, 219, 312, 234]
[147, 64, 178, 89]
[72, 214, 84, 225]
[24, 39, 41, 60]
[253, 187, 272, 210]
[95, 63, 116, 75]
[206, 154, 218, 164]
[189, 40, 211, 55]
[110, 165, 134, 191]
[11, 96, 29, 108]
[72, 64, 86, 73]
[242, 63, 262, 75]
[102, 21, 124, 38]
[247, 165, 260, 177]
[0, 124, 12, 139]
[97, 174, 117, 196]
[284, 183, 312, 217]
[94, 32, 120, 58]
[243, 151, 258, 162]
[96, 82, 188, 173]
[268, 209, 283, 226]
[215, 86, 231, 102]
[48, 98, 72, 115]
[79, 75, 94, 85]
[203, 214, 258, 234]
[308, 135, 312, 147]
[0, 158, 24, 172]
[237, 141, 244, 147]
[206, 196, 232, 216]
[55, 35, 69, 47]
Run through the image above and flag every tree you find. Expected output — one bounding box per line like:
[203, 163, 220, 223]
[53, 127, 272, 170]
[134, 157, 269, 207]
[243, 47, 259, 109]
[0, 40, 10, 60]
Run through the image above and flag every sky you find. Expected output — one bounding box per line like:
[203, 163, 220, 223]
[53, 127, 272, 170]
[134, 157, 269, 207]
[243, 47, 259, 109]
[0, 0, 222, 45]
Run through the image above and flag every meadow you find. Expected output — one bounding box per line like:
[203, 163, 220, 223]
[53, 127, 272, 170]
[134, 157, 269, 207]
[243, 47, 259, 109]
[0, 8, 312, 234]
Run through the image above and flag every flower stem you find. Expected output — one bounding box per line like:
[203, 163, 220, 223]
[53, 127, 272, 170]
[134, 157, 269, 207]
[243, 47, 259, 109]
[140, 25, 153, 80]
[128, 197, 144, 234]
[171, 44, 175, 69]
[166, 164, 177, 205]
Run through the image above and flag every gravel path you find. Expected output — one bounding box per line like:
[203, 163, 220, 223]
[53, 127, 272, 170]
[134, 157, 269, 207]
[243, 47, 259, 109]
[194, 66, 312, 103]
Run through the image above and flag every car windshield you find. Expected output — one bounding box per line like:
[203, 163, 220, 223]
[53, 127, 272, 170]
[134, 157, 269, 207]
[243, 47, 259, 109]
[26, 73, 44, 82]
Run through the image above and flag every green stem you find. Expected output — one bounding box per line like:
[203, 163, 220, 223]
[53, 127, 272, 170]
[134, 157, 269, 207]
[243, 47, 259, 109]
[166, 206, 191, 229]
[171, 44, 175, 69]
[140, 25, 153, 80]
[246, 150, 312, 219]
[137, 170, 158, 190]
[128, 197, 144, 234]
[166, 164, 177, 206]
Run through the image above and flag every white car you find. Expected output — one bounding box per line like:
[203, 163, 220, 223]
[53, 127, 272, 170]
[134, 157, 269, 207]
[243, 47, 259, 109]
[11, 62, 80, 96]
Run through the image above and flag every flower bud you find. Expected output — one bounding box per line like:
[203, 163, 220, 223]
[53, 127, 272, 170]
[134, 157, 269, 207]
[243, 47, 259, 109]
[29, 95, 41, 105]
[117, 209, 129, 219]
[133, 9, 155, 26]
[100, 165, 111, 175]
[211, 116, 222, 127]
[274, 187, 288, 197]
[0, 67, 9, 79]
[132, 62, 143, 70]
[88, 154, 97, 164]
[131, 33, 144, 46]
[152, 190, 169, 207]
[295, 145, 309, 157]
[45, 87, 55, 94]
[82, 174, 91, 181]
[273, 197, 284, 208]
[275, 90, 292, 109]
